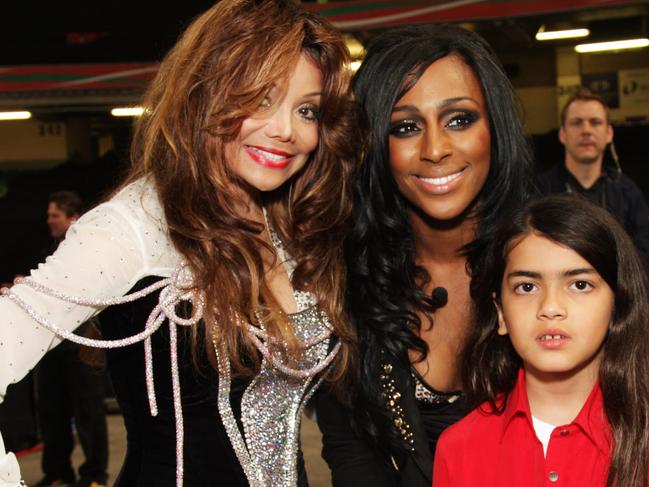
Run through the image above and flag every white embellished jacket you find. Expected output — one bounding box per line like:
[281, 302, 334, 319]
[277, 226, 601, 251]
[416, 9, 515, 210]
[0, 178, 181, 486]
[0, 177, 337, 487]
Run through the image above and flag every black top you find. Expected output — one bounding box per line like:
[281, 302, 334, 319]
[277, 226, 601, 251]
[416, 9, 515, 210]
[416, 398, 466, 459]
[410, 368, 466, 459]
[99, 276, 308, 487]
[316, 354, 467, 487]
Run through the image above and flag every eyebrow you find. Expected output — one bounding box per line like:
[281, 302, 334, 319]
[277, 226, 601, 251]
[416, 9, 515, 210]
[568, 117, 605, 122]
[392, 96, 477, 114]
[506, 268, 597, 279]
[564, 268, 597, 277]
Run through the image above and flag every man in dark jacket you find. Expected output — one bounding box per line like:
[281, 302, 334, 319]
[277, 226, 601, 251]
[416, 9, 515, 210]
[537, 88, 649, 263]
[35, 192, 108, 487]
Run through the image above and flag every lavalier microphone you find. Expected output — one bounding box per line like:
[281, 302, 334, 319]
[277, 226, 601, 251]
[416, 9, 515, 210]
[430, 286, 448, 309]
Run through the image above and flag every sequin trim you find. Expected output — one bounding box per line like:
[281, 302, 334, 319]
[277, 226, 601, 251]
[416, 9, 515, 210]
[264, 209, 315, 311]
[213, 335, 265, 486]
[2, 263, 204, 487]
[411, 370, 461, 405]
[1, 212, 340, 487]
[213, 315, 331, 486]
[209, 210, 339, 486]
[242, 307, 330, 486]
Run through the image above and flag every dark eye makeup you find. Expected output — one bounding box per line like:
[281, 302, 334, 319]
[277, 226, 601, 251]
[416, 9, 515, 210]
[298, 103, 320, 122]
[388, 108, 479, 138]
[444, 110, 478, 129]
[388, 119, 421, 137]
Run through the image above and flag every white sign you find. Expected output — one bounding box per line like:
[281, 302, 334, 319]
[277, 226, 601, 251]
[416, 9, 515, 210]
[619, 68, 649, 110]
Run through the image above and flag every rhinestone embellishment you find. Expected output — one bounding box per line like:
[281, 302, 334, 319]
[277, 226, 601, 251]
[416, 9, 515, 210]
[213, 309, 333, 486]
[1, 207, 341, 487]
[212, 214, 340, 486]
[380, 363, 415, 451]
[412, 371, 461, 405]
[2, 263, 204, 487]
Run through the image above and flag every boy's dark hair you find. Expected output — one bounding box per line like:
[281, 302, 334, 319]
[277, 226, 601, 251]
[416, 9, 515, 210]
[464, 194, 649, 487]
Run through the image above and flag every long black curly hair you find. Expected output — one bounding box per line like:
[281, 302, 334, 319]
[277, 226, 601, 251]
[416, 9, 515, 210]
[347, 23, 534, 462]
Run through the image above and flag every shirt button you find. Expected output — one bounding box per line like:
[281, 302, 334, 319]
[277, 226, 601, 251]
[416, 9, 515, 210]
[549, 471, 559, 482]
[559, 429, 569, 436]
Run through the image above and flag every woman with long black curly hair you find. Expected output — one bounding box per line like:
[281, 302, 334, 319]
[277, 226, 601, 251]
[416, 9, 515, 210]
[317, 24, 534, 486]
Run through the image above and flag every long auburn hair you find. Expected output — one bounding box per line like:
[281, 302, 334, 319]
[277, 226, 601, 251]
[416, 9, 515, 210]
[346, 24, 534, 460]
[121, 0, 358, 379]
[464, 195, 649, 487]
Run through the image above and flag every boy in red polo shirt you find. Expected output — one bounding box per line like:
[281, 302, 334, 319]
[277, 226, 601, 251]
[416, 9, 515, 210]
[433, 196, 649, 487]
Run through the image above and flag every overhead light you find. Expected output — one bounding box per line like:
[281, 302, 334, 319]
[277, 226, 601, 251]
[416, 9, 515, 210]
[0, 111, 32, 121]
[111, 106, 145, 117]
[536, 26, 590, 41]
[575, 38, 649, 53]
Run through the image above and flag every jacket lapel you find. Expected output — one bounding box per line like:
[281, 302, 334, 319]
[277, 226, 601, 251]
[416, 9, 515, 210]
[383, 354, 433, 486]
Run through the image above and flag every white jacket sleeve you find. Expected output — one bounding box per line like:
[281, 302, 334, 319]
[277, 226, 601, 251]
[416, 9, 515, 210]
[0, 200, 148, 484]
[0, 202, 147, 397]
[0, 433, 21, 487]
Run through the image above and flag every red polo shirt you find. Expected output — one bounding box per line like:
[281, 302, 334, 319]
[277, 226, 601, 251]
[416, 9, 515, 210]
[433, 369, 612, 486]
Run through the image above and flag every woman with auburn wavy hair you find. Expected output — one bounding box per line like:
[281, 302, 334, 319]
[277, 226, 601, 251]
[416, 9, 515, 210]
[0, 1, 357, 486]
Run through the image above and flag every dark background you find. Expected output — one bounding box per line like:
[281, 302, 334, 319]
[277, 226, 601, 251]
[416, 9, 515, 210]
[1, 1, 648, 282]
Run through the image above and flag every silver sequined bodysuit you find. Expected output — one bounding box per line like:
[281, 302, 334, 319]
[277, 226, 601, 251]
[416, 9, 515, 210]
[215, 221, 336, 487]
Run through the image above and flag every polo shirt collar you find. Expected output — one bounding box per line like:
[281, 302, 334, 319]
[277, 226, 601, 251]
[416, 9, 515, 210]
[500, 368, 533, 442]
[500, 368, 612, 454]
[570, 380, 611, 454]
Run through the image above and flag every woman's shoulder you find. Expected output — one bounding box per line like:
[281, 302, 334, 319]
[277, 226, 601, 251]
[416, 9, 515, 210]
[81, 177, 167, 242]
[107, 177, 166, 225]
[75, 177, 182, 274]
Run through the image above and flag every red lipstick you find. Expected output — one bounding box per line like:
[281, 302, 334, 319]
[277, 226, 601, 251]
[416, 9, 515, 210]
[245, 145, 293, 169]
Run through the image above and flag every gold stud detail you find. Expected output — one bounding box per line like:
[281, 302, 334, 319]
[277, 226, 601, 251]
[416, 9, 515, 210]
[380, 362, 415, 452]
